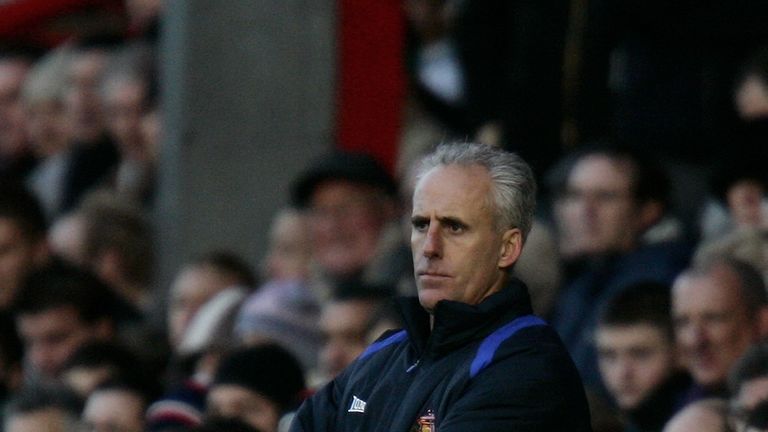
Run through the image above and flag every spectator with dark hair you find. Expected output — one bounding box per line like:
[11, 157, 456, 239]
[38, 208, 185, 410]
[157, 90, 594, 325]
[728, 342, 768, 431]
[550, 144, 692, 395]
[76, 191, 154, 313]
[82, 379, 149, 432]
[167, 250, 255, 350]
[596, 281, 690, 431]
[60, 341, 155, 401]
[3, 384, 82, 432]
[207, 344, 306, 432]
[672, 257, 768, 404]
[317, 281, 394, 383]
[13, 260, 125, 382]
[0, 184, 48, 311]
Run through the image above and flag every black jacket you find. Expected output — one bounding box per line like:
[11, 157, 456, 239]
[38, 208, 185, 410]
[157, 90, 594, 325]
[291, 278, 592, 431]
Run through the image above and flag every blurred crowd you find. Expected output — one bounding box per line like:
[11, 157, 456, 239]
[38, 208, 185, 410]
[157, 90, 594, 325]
[1, 0, 768, 431]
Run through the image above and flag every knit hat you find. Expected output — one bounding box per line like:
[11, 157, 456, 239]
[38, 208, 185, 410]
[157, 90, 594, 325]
[291, 150, 397, 208]
[212, 343, 305, 413]
[234, 279, 322, 370]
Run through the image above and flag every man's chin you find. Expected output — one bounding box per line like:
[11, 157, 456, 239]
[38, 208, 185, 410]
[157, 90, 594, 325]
[418, 290, 446, 313]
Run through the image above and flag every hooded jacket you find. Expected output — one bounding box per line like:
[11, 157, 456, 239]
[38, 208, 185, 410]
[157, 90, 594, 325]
[291, 278, 592, 431]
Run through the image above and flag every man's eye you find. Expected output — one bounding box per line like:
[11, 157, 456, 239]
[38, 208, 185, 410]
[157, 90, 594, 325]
[447, 222, 463, 233]
[412, 219, 428, 231]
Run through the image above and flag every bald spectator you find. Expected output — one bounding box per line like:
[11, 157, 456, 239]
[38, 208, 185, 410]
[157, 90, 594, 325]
[291, 151, 404, 292]
[672, 257, 768, 403]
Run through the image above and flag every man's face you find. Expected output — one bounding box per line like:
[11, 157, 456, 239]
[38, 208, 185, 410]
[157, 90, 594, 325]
[0, 59, 28, 157]
[83, 389, 145, 432]
[555, 155, 639, 257]
[207, 384, 280, 432]
[263, 211, 312, 281]
[104, 79, 146, 157]
[673, 267, 759, 388]
[411, 164, 511, 311]
[64, 51, 107, 143]
[167, 266, 230, 349]
[596, 324, 675, 410]
[319, 300, 376, 378]
[24, 100, 69, 157]
[308, 180, 388, 278]
[17, 305, 98, 379]
[0, 218, 42, 309]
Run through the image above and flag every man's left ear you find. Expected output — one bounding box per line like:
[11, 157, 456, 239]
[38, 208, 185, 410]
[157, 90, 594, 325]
[498, 229, 523, 270]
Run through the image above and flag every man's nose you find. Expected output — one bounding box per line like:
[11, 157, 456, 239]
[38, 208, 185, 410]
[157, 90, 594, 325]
[422, 225, 442, 258]
[686, 323, 709, 350]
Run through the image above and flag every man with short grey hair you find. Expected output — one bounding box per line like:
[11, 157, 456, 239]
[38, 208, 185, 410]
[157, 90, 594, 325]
[291, 142, 591, 431]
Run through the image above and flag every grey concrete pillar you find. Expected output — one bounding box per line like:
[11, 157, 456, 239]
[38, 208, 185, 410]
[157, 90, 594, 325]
[155, 1, 335, 302]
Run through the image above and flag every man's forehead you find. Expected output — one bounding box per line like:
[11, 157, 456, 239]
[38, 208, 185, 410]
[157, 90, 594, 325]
[569, 155, 634, 188]
[412, 165, 493, 216]
[19, 305, 83, 328]
[596, 324, 668, 346]
[673, 271, 745, 312]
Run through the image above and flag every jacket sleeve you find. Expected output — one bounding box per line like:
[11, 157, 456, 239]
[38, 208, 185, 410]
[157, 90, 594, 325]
[438, 334, 592, 432]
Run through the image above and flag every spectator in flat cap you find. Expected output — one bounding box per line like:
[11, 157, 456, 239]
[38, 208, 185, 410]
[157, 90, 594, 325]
[291, 150, 407, 294]
[206, 343, 306, 432]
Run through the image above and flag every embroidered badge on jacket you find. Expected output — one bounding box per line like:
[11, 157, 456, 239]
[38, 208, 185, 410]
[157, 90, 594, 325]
[413, 409, 436, 432]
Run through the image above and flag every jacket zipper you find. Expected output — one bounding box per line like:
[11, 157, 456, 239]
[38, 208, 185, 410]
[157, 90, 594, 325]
[407, 358, 421, 372]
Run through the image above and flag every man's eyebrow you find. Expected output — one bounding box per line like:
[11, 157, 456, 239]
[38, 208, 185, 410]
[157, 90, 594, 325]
[437, 216, 468, 228]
